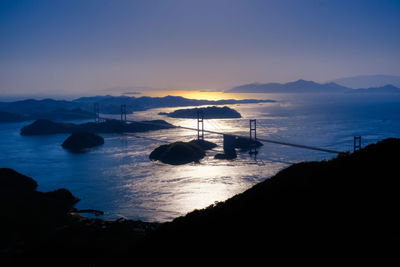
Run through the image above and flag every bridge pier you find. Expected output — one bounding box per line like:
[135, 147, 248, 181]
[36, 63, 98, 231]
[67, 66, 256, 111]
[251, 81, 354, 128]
[197, 110, 204, 140]
[354, 136, 361, 152]
[249, 119, 257, 155]
[120, 104, 127, 122]
[94, 103, 100, 123]
[223, 134, 237, 158]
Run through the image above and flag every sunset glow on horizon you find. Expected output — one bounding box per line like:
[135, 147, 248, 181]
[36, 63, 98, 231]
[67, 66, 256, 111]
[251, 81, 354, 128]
[1, 0, 399, 97]
[137, 90, 270, 101]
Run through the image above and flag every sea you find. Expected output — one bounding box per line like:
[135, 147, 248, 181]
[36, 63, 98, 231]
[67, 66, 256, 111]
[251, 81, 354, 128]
[1, 93, 400, 222]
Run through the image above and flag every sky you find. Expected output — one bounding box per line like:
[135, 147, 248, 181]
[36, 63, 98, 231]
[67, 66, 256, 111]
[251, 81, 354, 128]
[1, 0, 400, 97]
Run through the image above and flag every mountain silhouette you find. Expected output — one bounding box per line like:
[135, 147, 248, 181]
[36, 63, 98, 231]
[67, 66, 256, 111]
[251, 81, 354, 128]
[229, 79, 400, 94]
[331, 74, 400, 88]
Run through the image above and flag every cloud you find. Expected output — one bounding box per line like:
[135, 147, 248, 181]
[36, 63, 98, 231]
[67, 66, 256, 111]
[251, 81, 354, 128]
[122, 91, 142, 95]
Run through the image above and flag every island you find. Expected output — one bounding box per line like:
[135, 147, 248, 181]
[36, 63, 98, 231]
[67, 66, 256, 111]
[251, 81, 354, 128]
[234, 136, 263, 149]
[158, 106, 242, 119]
[149, 141, 206, 165]
[188, 139, 218, 150]
[149, 139, 218, 165]
[62, 132, 105, 152]
[20, 119, 175, 136]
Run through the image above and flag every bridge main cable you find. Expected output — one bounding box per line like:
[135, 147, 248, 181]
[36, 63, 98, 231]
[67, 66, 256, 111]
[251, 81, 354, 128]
[118, 118, 341, 154]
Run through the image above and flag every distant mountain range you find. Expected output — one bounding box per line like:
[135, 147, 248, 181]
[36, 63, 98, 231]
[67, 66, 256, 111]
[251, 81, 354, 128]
[73, 95, 274, 114]
[228, 79, 400, 94]
[0, 95, 274, 123]
[330, 75, 400, 88]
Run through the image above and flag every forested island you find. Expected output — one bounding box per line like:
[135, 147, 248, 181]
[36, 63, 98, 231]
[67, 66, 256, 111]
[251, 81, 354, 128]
[20, 119, 174, 136]
[158, 106, 242, 119]
[149, 140, 217, 165]
[1, 138, 399, 263]
[62, 132, 105, 151]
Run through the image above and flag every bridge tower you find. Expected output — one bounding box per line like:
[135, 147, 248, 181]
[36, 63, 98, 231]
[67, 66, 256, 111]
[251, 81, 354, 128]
[197, 110, 204, 140]
[120, 104, 127, 122]
[354, 136, 361, 152]
[249, 119, 257, 155]
[94, 103, 100, 123]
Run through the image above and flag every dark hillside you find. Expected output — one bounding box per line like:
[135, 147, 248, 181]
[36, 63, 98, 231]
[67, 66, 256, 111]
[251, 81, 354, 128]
[150, 138, 400, 253]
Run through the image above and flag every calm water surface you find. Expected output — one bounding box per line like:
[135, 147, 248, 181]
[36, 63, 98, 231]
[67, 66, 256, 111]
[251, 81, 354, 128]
[1, 94, 399, 222]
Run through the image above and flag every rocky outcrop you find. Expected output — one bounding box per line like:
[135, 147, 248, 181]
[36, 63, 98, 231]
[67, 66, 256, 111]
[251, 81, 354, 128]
[0, 168, 156, 262]
[0, 168, 38, 192]
[234, 136, 263, 149]
[149, 141, 206, 165]
[188, 139, 217, 150]
[62, 132, 104, 151]
[214, 151, 237, 160]
[0, 168, 80, 231]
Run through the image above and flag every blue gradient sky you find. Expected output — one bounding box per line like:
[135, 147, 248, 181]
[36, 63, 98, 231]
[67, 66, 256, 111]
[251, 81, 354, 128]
[1, 0, 400, 96]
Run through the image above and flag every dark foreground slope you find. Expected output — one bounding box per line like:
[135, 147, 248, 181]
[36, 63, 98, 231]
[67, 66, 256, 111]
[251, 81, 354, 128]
[0, 168, 157, 264]
[150, 138, 400, 254]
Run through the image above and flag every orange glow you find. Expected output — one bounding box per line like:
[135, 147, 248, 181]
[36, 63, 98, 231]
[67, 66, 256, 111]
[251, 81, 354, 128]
[141, 90, 267, 101]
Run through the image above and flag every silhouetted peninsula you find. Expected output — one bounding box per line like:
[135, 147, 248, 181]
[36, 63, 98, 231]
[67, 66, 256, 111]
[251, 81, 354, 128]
[0, 111, 30, 122]
[150, 138, 400, 255]
[159, 106, 241, 119]
[0, 168, 157, 263]
[0, 95, 275, 122]
[0, 107, 95, 123]
[20, 119, 174, 136]
[229, 79, 400, 94]
[62, 132, 104, 151]
[149, 141, 207, 165]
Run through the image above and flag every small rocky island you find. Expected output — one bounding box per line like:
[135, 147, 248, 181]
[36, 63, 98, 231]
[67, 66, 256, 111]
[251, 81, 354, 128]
[20, 119, 174, 136]
[149, 140, 217, 165]
[149, 142, 205, 165]
[235, 136, 263, 149]
[159, 106, 241, 119]
[62, 132, 104, 152]
[214, 135, 263, 160]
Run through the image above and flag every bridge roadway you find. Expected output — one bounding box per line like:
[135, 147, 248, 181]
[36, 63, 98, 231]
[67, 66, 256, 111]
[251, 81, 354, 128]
[100, 117, 342, 154]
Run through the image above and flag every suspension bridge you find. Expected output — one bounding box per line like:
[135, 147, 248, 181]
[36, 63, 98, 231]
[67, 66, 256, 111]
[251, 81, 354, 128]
[91, 103, 362, 155]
